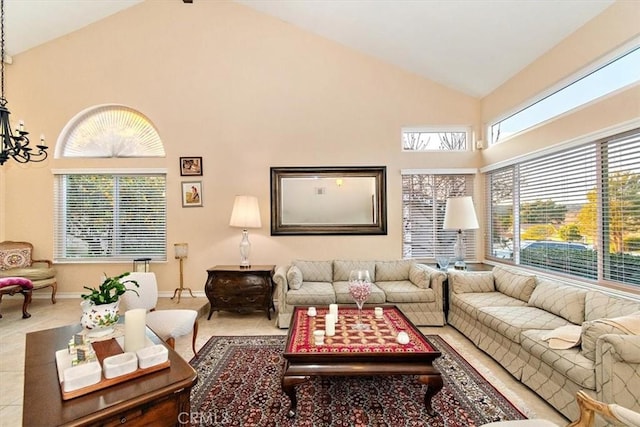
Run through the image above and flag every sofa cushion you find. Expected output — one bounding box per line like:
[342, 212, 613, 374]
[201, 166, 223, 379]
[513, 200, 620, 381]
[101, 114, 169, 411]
[492, 265, 536, 302]
[449, 271, 494, 294]
[581, 311, 640, 361]
[451, 292, 527, 322]
[0, 266, 56, 280]
[528, 278, 587, 324]
[477, 306, 570, 343]
[292, 260, 332, 283]
[408, 264, 430, 289]
[333, 260, 376, 282]
[332, 281, 386, 304]
[375, 260, 413, 281]
[584, 291, 640, 322]
[0, 247, 32, 270]
[285, 281, 336, 305]
[287, 266, 303, 290]
[376, 281, 435, 303]
[520, 329, 595, 390]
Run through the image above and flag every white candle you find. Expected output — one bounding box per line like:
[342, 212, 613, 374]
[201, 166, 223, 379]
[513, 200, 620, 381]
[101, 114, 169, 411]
[124, 308, 147, 353]
[313, 330, 325, 346]
[325, 314, 335, 336]
[307, 307, 317, 317]
[329, 304, 338, 323]
[374, 307, 383, 318]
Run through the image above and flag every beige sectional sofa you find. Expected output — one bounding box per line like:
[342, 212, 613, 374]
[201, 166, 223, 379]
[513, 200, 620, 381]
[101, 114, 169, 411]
[273, 259, 446, 329]
[447, 264, 640, 424]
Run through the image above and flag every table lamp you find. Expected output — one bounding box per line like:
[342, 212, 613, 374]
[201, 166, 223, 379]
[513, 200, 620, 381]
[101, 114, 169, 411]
[229, 195, 262, 268]
[172, 243, 194, 302]
[443, 196, 479, 270]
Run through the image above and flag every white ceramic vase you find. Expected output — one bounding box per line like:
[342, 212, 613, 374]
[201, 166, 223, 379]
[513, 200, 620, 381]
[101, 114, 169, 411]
[80, 299, 120, 337]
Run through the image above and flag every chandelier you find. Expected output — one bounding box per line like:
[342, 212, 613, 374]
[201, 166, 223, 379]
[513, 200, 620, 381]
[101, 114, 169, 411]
[0, 0, 47, 165]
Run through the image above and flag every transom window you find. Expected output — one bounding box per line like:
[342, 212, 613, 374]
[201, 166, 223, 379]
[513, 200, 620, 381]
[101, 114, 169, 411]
[402, 127, 470, 151]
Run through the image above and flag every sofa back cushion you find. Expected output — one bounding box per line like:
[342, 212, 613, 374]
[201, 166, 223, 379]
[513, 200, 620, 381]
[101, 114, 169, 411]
[492, 265, 536, 302]
[581, 311, 640, 361]
[528, 278, 587, 324]
[333, 260, 376, 282]
[292, 260, 332, 283]
[375, 260, 413, 281]
[449, 271, 495, 294]
[584, 291, 640, 322]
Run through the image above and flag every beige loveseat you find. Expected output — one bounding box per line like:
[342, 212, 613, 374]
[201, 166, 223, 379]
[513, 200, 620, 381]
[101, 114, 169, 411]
[447, 264, 640, 425]
[274, 260, 446, 328]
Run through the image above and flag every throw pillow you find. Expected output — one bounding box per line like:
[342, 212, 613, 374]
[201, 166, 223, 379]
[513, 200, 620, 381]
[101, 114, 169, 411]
[286, 266, 303, 290]
[492, 265, 536, 302]
[375, 260, 413, 281]
[292, 260, 332, 283]
[409, 264, 430, 289]
[0, 277, 34, 289]
[0, 248, 32, 270]
[581, 311, 640, 361]
[449, 271, 494, 294]
[528, 278, 587, 324]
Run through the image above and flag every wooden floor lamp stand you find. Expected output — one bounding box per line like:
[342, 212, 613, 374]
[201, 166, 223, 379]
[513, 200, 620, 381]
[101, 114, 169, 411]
[172, 255, 194, 303]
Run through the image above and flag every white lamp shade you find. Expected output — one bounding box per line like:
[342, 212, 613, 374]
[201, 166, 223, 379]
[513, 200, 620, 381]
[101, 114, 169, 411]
[174, 243, 188, 258]
[229, 195, 262, 229]
[443, 196, 479, 230]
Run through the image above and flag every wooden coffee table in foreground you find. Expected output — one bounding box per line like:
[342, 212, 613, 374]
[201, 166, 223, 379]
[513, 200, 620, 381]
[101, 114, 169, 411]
[281, 305, 443, 417]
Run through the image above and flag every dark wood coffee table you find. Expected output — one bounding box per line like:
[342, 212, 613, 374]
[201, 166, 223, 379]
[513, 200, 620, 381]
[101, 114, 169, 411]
[281, 305, 442, 417]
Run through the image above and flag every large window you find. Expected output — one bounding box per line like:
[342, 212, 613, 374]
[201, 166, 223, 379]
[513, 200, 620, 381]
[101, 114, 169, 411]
[402, 171, 476, 260]
[485, 128, 640, 289]
[54, 171, 167, 262]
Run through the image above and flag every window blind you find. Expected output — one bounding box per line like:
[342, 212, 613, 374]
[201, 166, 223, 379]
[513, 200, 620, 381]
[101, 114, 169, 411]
[402, 173, 476, 260]
[54, 173, 167, 262]
[484, 127, 640, 289]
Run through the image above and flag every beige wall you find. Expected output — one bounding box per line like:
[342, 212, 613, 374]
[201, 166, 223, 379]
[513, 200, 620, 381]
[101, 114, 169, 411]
[1, 0, 479, 294]
[2, 0, 638, 295]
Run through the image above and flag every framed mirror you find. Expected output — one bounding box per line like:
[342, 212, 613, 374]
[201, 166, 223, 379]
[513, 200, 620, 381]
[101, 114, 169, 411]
[270, 166, 387, 235]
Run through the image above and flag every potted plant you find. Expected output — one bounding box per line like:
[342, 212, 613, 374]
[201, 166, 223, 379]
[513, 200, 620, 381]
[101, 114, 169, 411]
[80, 272, 139, 336]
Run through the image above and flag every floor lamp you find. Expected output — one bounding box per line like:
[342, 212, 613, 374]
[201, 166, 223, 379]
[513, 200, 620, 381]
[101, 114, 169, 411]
[172, 243, 194, 303]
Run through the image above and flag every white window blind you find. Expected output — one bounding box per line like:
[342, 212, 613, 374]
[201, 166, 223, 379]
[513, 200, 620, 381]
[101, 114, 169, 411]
[485, 128, 640, 289]
[54, 173, 167, 262]
[402, 173, 476, 260]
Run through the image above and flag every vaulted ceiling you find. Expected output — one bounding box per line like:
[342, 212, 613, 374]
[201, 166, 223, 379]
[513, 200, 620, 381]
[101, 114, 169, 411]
[5, 0, 615, 98]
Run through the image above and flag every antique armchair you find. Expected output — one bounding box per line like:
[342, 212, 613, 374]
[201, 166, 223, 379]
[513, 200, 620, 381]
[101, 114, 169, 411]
[0, 241, 57, 303]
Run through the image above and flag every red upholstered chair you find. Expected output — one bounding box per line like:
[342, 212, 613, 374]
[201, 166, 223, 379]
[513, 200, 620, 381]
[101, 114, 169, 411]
[0, 241, 57, 303]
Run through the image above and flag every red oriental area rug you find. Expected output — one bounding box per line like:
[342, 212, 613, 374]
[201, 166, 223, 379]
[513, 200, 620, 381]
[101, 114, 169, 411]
[189, 335, 527, 426]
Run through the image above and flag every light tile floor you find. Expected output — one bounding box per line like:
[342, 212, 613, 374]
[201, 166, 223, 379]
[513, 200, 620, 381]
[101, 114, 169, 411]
[0, 297, 569, 426]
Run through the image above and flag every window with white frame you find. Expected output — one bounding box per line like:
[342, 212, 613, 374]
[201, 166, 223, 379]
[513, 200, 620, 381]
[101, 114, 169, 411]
[402, 171, 477, 260]
[402, 127, 470, 151]
[54, 171, 167, 262]
[489, 45, 640, 145]
[484, 128, 640, 289]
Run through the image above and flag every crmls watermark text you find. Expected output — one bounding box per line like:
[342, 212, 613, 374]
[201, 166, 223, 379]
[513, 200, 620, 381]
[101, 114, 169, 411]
[178, 410, 231, 425]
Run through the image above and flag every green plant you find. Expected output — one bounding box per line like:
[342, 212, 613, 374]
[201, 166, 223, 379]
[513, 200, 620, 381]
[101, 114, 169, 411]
[81, 272, 139, 305]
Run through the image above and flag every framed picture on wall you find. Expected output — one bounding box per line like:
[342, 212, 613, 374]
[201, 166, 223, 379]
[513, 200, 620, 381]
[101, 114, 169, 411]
[181, 181, 203, 207]
[180, 157, 203, 176]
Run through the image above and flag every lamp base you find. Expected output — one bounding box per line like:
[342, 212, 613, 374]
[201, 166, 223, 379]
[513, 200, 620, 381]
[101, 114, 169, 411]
[453, 260, 467, 270]
[239, 229, 252, 269]
[171, 286, 195, 303]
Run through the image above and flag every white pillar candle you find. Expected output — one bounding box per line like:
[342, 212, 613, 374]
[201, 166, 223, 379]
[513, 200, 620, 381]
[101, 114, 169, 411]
[329, 304, 338, 323]
[325, 314, 335, 336]
[124, 308, 147, 353]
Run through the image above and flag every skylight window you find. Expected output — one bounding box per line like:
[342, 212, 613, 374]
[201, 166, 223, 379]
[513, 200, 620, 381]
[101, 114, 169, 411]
[490, 46, 640, 145]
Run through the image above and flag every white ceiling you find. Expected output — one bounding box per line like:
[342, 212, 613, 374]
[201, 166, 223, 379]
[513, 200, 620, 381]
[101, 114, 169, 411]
[5, 0, 615, 98]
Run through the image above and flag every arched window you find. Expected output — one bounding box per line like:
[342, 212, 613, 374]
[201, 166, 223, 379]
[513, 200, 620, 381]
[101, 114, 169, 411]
[55, 104, 165, 158]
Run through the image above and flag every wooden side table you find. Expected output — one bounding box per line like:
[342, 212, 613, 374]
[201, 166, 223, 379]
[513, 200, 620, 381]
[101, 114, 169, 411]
[205, 265, 276, 320]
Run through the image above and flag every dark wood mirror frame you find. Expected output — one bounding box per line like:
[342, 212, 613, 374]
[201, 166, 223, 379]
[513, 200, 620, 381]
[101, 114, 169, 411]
[270, 166, 387, 235]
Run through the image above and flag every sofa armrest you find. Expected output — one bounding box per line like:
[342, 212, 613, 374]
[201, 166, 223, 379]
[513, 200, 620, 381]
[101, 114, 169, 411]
[417, 264, 446, 309]
[596, 334, 640, 413]
[273, 265, 290, 306]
